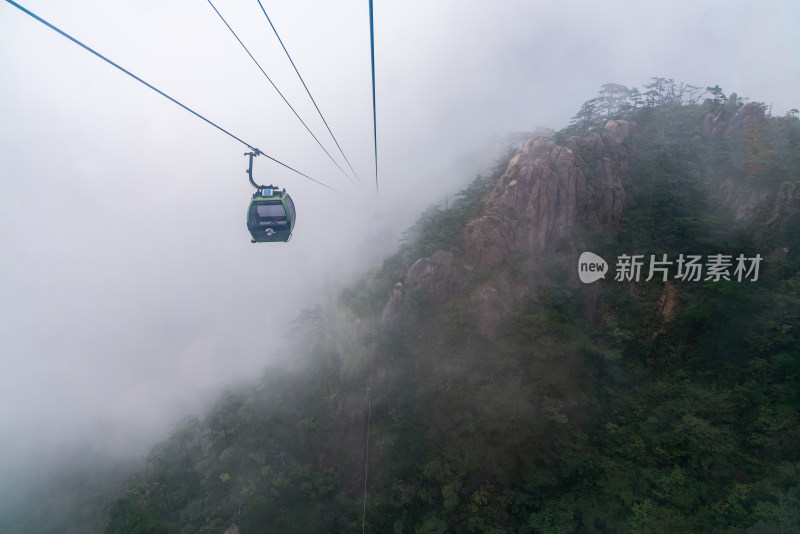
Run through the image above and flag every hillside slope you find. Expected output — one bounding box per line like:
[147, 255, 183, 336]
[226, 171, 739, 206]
[105, 84, 800, 534]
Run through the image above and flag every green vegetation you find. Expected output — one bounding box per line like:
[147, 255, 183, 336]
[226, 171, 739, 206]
[102, 81, 800, 533]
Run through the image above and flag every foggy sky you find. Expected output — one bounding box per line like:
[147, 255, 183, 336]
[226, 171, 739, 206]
[1, 0, 799, 492]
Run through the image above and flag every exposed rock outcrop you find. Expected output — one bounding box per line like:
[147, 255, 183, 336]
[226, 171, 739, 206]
[766, 181, 799, 232]
[465, 121, 630, 266]
[404, 250, 462, 298]
[383, 120, 636, 338]
[653, 281, 679, 338]
[470, 271, 528, 339]
[728, 101, 768, 136]
[461, 122, 632, 336]
[380, 282, 404, 329]
[380, 251, 466, 329]
[703, 94, 767, 138]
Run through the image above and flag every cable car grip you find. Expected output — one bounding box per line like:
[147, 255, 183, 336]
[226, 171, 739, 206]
[245, 150, 280, 196]
[245, 149, 263, 190]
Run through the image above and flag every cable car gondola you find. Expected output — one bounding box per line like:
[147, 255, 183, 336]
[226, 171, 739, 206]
[245, 151, 296, 243]
[247, 187, 295, 243]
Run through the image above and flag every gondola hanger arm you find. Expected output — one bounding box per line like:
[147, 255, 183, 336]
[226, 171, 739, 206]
[245, 150, 279, 192]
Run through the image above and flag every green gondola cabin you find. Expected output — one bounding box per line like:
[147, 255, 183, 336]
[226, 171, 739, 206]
[246, 187, 296, 243]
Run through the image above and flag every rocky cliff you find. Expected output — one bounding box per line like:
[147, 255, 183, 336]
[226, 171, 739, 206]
[382, 119, 635, 338]
[383, 102, 799, 339]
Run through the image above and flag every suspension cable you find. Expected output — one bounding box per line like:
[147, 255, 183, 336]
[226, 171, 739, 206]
[207, 0, 352, 183]
[368, 0, 379, 195]
[3, 0, 334, 190]
[362, 321, 375, 534]
[256, 0, 362, 185]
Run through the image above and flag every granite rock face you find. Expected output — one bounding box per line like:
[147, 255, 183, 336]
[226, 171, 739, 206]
[382, 120, 636, 337]
[468, 120, 631, 261]
[702, 93, 767, 138]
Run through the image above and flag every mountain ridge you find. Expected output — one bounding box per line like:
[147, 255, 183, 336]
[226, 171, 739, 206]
[99, 85, 800, 533]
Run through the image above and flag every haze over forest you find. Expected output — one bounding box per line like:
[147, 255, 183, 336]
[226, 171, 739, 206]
[1, 0, 799, 531]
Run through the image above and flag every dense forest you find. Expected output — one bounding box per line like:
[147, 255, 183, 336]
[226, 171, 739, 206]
[13, 79, 798, 533]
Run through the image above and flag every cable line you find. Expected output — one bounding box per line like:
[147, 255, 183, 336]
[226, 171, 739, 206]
[207, 0, 352, 183]
[368, 0, 379, 195]
[362, 321, 375, 534]
[3, 0, 333, 190]
[256, 0, 362, 185]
